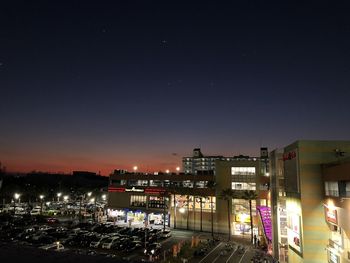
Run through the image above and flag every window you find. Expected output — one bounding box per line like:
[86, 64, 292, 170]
[148, 196, 167, 209]
[325, 181, 339, 197]
[130, 195, 146, 207]
[232, 182, 256, 190]
[231, 167, 256, 175]
[149, 180, 163, 187]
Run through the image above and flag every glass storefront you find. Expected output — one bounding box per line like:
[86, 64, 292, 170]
[172, 195, 216, 211]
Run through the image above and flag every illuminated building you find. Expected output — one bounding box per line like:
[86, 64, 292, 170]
[323, 157, 350, 263]
[108, 148, 269, 236]
[270, 140, 350, 263]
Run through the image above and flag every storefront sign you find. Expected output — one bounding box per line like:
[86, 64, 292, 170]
[326, 207, 338, 224]
[108, 187, 126, 192]
[125, 187, 144, 192]
[145, 188, 166, 194]
[283, 151, 296, 161]
[287, 213, 302, 254]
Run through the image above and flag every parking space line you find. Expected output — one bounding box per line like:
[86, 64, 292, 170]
[225, 247, 237, 263]
[212, 253, 221, 263]
[198, 242, 222, 263]
[238, 248, 248, 263]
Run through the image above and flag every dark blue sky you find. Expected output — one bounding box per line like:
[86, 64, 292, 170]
[1, 1, 350, 174]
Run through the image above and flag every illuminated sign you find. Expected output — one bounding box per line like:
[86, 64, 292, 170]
[287, 213, 302, 255]
[326, 207, 338, 224]
[125, 187, 144, 192]
[283, 151, 296, 161]
[108, 187, 125, 193]
[145, 188, 166, 194]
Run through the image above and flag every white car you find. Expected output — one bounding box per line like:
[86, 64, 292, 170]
[101, 237, 119, 249]
[161, 230, 172, 238]
[40, 243, 65, 251]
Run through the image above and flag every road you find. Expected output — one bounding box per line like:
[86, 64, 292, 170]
[193, 241, 273, 263]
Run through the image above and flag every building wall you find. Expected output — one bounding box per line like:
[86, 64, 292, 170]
[215, 159, 262, 235]
[284, 140, 350, 263]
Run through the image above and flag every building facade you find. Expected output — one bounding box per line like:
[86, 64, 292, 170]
[323, 157, 350, 263]
[270, 140, 350, 263]
[108, 148, 269, 240]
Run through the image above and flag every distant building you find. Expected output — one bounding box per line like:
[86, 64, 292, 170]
[182, 147, 268, 175]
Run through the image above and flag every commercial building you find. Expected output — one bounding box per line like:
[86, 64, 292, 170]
[270, 140, 350, 263]
[323, 157, 350, 263]
[107, 148, 270, 241]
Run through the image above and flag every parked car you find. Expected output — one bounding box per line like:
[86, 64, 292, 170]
[144, 242, 161, 256]
[160, 230, 171, 238]
[102, 237, 119, 249]
[40, 242, 65, 251]
[90, 236, 109, 248]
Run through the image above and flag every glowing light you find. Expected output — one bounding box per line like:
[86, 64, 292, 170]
[39, 195, 44, 200]
[179, 207, 186, 214]
[14, 193, 20, 200]
[165, 169, 170, 174]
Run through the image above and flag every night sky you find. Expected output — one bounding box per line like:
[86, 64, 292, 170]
[1, 1, 350, 175]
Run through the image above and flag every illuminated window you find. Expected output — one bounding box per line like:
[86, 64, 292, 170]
[232, 182, 256, 190]
[325, 181, 339, 197]
[130, 195, 146, 207]
[231, 167, 256, 175]
[148, 196, 167, 209]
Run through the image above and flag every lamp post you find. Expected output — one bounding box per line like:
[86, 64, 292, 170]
[90, 197, 96, 222]
[14, 193, 20, 214]
[39, 195, 44, 215]
[57, 192, 62, 202]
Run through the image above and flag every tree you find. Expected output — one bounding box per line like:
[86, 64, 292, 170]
[241, 190, 258, 244]
[219, 188, 237, 241]
[159, 190, 171, 231]
[206, 181, 217, 239]
[169, 184, 178, 229]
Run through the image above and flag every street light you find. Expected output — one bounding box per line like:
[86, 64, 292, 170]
[133, 166, 138, 172]
[176, 167, 180, 172]
[90, 198, 95, 203]
[14, 193, 20, 201]
[165, 169, 170, 174]
[102, 194, 107, 201]
[39, 195, 44, 215]
[87, 192, 92, 197]
[13, 193, 20, 215]
[57, 192, 62, 202]
[63, 195, 69, 202]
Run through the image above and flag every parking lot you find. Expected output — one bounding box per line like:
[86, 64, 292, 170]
[0, 212, 273, 263]
[0, 213, 175, 262]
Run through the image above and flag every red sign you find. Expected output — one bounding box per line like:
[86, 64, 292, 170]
[108, 187, 125, 193]
[326, 207, 338, 224]
[144, 188, 166, 194]
[283, 151, 296, 161]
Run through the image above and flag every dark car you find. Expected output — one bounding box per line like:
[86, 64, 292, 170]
[47, 218, 59, 224]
